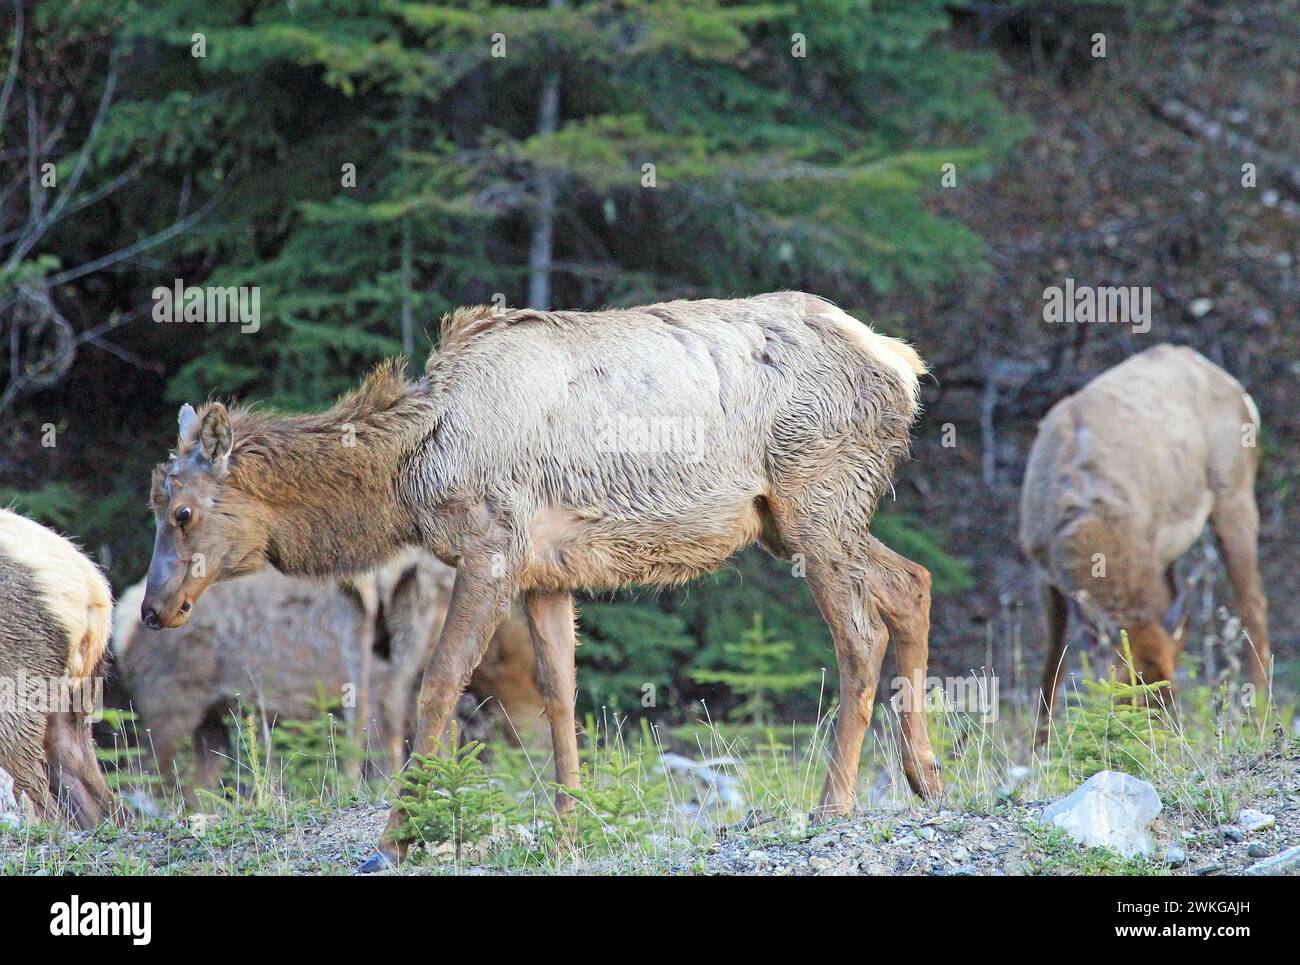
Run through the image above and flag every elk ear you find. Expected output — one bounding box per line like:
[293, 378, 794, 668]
[198, 404, 233, 470]
[177, 403, 200, 442]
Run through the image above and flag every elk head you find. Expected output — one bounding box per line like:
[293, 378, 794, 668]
[141, 403, 269, 629]
[1119, 568, 1200, 698]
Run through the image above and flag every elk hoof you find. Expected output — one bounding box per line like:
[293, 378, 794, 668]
[355, 848, 399, 874]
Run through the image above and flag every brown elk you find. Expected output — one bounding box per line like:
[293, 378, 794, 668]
[140, 292, 941, 870]
[335, 550, 547, 767]
[1021, 345, 1270, 740]
[116, 553, 544, 805]
[0, 509, 116, 827]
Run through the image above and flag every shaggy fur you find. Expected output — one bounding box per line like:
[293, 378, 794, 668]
[1021, 344, 1270, 732]
[142, 292, 940, 863]
[0, 509, 115, 826]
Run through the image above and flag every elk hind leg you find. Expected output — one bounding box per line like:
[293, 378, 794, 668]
[800, 552, 890, 819]
[865, 537, 942, 799]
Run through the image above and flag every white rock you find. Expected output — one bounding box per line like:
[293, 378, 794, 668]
[1189, 297, 1215, 317]
[1238, 808, 1275, 832]
[1039, 770, 1162, 858]
[657, 753, 747, 812]
[0, 766, 29, 829]
[1245, 845, 1300, 876]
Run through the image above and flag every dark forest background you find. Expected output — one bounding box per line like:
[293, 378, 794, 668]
[2, 0, 1297, 722]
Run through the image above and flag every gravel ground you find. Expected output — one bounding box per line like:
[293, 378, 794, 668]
[697, 751, 1300, 876]
[3, 750, 1296, 875]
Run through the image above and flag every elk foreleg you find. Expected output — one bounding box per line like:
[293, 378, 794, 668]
[363, 554, 513, 870]
[1034, 580, 1070, 747]
[524, 590, 580, 816]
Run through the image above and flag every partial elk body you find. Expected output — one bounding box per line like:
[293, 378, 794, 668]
[1021, 345, 1270, 739]
[0, 509, 115, 827]
[118, 553, 543, 805]
[141, 292, 940, 869]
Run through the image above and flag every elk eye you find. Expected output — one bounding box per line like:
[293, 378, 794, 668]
[175, 506, 193, 525]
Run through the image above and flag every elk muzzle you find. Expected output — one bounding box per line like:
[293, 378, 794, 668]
[141, 528, 207, 629]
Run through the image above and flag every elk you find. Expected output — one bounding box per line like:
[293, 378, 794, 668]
[335, 549, 547, 768]
[116, 553, 544, 805]
[0, 508, 116, 827]
[140, 292, 941, 870]
[1021, 344, 1270, 740]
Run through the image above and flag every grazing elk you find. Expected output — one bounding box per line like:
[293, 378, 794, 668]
[116, 553, 544, 805]
[1021, 345, 1270, 740]
[139, 292, 941, 870]
[0, 509, 115, 827]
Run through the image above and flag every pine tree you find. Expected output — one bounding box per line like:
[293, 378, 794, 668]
[690, 612, 822, 725]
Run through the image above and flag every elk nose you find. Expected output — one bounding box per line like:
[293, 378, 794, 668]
[142, 607, 161, 630]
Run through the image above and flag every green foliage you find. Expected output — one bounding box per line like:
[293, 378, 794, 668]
[89, 0, 1022, 411]
[269, 691, 360, 799]
[576, 601, 696, 715]
[1024, 823, 1167, 877]
[93, 709, 151, 791]
[392, 733, 515, 859]
[690, 613, 821, 725]
[0, 483, 83, 530]
[1050, 634, 1172, 784]
[558, 748, 665, 852]
[672, 547, 833, 712]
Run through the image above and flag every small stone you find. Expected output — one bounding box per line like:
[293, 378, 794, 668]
[1189, 297, 1214, 317]
[1238, 809, 1275, 833]
[810, 832, 840, 849]
[980, 840, 997, 853]
[1164, 845, 1186, 867]
[1194, 863, 1224, 876]
[947, 864, 979, 876]
[809, 855, 833, 871]
[951, 845, 970, 863]
[916, 826, 936, 842]
[1246, 842, 1271, 859]
[1222, 826, 1246, 843]
[1245, 845, 1300, 876]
